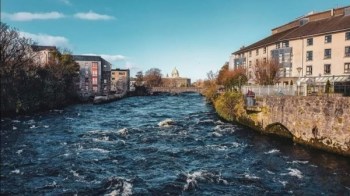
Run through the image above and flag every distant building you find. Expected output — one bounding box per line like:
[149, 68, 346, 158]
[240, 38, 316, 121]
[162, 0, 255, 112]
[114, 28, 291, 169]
[31, 45, 57, 66]
[162, 67, 191, 87]
[111, 68, 130, 93]
[72, 55, 111, 98]
[230, 6, 350, 85]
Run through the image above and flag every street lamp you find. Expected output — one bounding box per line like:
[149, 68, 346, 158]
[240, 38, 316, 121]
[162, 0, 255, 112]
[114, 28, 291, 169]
[296, 67, 302, 96]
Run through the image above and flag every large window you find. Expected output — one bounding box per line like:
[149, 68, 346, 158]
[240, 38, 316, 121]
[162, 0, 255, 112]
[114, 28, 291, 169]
[306, 51, 313, 61]
[306, 65, 312, 75]
[256, 49, 259, 56]
[345, 46, 350, 57]
[248, 61, 252, 68]
[92, 78, 98, 85]
[307, 38, 313, 46]
[325, 35, 332, 43]
[324, 49, 331, 59]
[345, 63, 350, 73]
[324, 64, 331, 75]
[263, 47, 266, 54]
[249, 51, 252, 57]
[346, 32, 350, 40]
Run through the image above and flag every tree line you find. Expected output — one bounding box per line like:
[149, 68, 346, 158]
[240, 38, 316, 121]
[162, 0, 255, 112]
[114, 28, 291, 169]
[0, 22, 80, 116]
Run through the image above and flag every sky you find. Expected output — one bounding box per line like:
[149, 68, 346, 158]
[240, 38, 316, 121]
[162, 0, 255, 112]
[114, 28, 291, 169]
[1, 0, 349, 81]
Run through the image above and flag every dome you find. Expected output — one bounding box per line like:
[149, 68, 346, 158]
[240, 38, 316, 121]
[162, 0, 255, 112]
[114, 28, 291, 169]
[171, 67, 180, 78]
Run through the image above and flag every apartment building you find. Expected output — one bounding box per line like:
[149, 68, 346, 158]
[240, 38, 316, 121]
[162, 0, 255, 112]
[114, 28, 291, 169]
[111, 68, 130, 93]
[73, 55, 111, 98]
[229, 6, 350, 86]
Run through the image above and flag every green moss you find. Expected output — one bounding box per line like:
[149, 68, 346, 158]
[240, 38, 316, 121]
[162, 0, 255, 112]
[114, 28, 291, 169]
[337, 117, 343, 124]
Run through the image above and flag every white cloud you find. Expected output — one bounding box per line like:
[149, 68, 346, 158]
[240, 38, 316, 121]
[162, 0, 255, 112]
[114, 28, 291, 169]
[20, 31, 71, 49]
[74, 11, 115, 20]
[2, 12, 65, 21]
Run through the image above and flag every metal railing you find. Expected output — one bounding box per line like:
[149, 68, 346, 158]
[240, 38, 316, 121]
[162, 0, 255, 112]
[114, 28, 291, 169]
[241, 85, 296, 96]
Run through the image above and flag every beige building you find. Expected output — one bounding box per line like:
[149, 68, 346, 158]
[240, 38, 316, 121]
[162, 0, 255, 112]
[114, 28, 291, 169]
[111, 68, 130, 93]
[31, 45, 57, 66]
[162, 67, 191, 87]
[230, 6, 350, 86]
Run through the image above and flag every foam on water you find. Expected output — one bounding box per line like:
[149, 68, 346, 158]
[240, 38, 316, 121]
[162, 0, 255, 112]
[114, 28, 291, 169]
[10, 169, 20, 174]
[12, 126, 17, 130]
[158, 119, 174, 127]
[284, 168, 303, 179]
[16, 149, 23, 155]
[117, 128, 128, 137]
[244, 173, 260, 180]
[264, 149, 280, 154]
[211, 132, 223, 137]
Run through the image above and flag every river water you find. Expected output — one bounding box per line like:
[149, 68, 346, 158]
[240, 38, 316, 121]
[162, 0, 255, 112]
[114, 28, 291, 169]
[1, 93, 349, 195]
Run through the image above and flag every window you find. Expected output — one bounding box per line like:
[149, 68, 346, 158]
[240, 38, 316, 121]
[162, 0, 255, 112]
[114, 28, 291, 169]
[324, 49, 331, 59]
[346, 32, 350, 40]
[324, 64, 331, 75]
[307, 38, 313, 46]
[306, 65, 312, 75]
[104, 79, 107, 84]
[248, 61, 252, 68]
[306, 51, 313, 61]
[249, 51, 252, 57]
[263, 57, 267, 63]
[345, 46, 350, 57]
[112, 77, 115, 80]
[256, 49, 259, 56]
[263, 47, 266, 54]
[119, 72, 126, 75]
[282, 41, 289, 48]
[255, 59, 259, 66]
[276, 42, 280, 49]
[92, 70, 98, 77]
[325, 35, 332, 43]
[345, 63, 350, 73]
[92, 78, 97, 85]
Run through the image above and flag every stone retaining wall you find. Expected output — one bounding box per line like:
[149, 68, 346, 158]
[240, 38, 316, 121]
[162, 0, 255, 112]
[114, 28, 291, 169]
[247, 96, 350, 156]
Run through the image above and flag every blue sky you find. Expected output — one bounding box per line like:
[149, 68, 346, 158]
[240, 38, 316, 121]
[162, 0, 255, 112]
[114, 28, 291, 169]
[1, 0, 349, 80]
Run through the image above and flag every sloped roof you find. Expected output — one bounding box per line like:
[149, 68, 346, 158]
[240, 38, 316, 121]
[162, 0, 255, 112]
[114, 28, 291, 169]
[72, 55, 102, 62]
[282, 14, 350, 40]
[234, 14, 350, 54]
[31, 45, 57, 52]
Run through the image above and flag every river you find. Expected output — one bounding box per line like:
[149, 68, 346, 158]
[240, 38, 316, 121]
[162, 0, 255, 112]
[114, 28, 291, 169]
[1, 93, 349, 195]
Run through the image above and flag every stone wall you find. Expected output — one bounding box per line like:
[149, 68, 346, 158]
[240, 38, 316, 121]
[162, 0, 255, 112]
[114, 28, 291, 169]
[249, 96, 350, 156]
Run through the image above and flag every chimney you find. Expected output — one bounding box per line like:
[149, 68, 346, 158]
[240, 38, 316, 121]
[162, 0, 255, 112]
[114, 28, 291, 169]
[331, 8, 334, 16]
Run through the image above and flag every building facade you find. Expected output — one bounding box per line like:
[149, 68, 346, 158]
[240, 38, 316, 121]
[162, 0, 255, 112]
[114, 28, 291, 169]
[31, 45, 57, 66]
[162, 67, 191, 87]
[230, 6, 350, 86]
[111, 68, 130, 93]
[73, 55, 111, 98]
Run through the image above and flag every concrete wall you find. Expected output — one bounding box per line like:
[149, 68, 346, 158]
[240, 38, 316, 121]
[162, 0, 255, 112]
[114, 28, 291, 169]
[251, 96, 350, 156]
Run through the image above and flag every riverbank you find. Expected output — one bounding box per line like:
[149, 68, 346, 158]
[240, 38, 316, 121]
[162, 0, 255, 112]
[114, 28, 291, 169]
[210, 91, 350, 157]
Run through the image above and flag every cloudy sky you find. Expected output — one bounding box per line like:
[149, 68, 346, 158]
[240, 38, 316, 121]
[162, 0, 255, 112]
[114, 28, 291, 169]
[1, 0, 349, 80]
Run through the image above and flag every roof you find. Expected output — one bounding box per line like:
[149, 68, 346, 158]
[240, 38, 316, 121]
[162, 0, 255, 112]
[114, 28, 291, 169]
[31, 45, 57, 52]
[233, 27, 297, 54]
[233, 7, 350, 55]
[111, 68, 130, 72]
[72, 55, 102, 62]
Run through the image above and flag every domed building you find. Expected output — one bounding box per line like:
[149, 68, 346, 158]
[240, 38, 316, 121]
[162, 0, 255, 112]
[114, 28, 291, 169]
[162, 67, 191, 87]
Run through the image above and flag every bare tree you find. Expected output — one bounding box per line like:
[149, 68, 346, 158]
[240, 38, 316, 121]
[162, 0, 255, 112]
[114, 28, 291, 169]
[135, 71, 143, 86]
[253, 58, 280, 85]
[144, 68, 162, 87]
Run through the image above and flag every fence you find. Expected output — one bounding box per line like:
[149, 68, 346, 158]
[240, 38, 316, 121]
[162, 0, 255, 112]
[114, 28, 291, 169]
[241, 84, 350, 97]
[241, 85, 296, 96]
